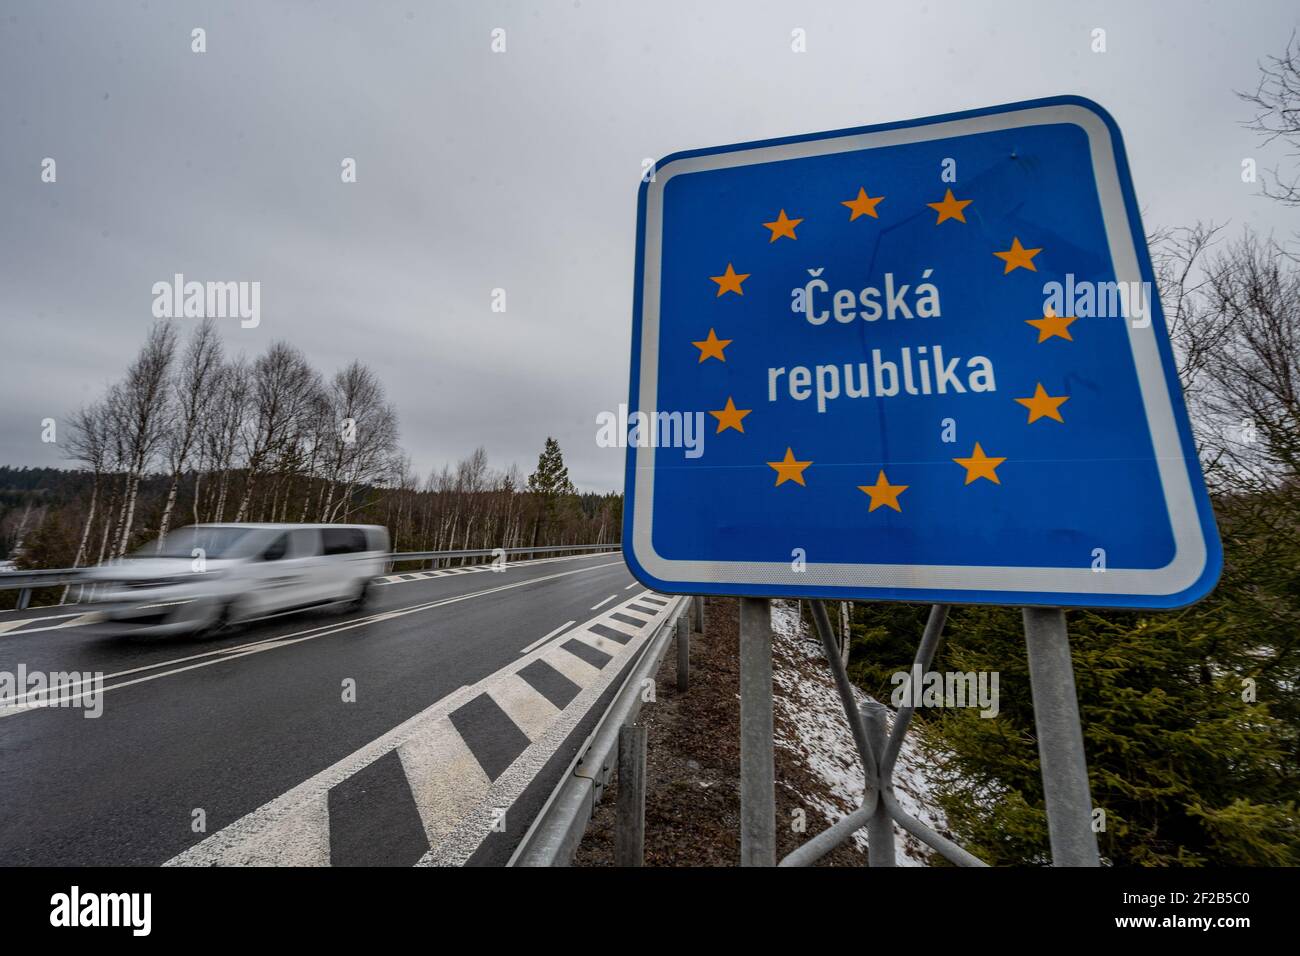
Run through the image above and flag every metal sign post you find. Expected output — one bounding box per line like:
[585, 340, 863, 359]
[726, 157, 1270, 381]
[1023, 607, 1100, 865]
[738, 597, 775, 866]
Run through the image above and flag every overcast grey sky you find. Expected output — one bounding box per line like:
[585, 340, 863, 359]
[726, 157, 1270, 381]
[1, 0, 1296, 491]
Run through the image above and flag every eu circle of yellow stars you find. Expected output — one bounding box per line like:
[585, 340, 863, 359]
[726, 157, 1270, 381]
[690, 183, 1078, 512]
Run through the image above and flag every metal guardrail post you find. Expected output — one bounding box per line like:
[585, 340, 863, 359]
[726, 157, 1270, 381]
[1022, 607, 1100, 867]
[16, 587, 32, 610]
[861, 701, 896, 867]
[738, 596, 775, 867]
[692, 594, 705, 633]
[675, 614, 689, 693]
[615, 723, 647, 866]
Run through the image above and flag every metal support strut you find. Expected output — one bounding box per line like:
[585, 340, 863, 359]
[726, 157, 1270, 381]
[748, 599, 1094, 868]
[781, 601, 987, 867]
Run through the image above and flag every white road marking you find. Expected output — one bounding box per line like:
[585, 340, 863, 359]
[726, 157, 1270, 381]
[596, 614, 645, 639]
[570, 630, 626, 658]
[421, 592, 683, 866]
[0, 610, 85, 623]
[0, 560, 624, 716]
[0, 611, 103, 637]
[624, 583, 637, 590]
[489, 675, 561, 741]
[590, 594, 616, 610]
[519, 620, 575, 655]
[167, 589, 679, 868]
[539, 642, 601, 687]
[233, 794, 332, 866]
[165, 683, 481, 865]
[398, 717, 492, 848]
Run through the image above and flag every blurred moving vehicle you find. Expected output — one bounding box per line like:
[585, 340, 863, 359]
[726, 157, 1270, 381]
[84, 523, 390, 636]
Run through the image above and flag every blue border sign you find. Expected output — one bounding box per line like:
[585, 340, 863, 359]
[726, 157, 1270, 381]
[623, 96, 1221, 609]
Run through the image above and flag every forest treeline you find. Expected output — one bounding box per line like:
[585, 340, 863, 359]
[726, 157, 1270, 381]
[0, 319, 619, 606]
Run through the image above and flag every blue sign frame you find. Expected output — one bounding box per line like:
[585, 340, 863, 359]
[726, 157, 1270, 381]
[623, 96, 1221, 609]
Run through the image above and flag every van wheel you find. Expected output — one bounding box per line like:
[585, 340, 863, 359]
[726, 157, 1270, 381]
[343, 581, 372, 614]
[198, 599, 239, 638]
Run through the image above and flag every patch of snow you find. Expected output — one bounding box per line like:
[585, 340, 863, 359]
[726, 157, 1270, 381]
[769, 599, 949, 866]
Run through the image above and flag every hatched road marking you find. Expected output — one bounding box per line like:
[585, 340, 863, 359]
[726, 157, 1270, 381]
[165, 590, 680, 867]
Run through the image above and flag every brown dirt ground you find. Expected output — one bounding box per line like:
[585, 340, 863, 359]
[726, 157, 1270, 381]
[573, 596, 864, 866]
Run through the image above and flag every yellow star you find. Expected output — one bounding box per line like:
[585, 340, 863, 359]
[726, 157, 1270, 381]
[762, 209, 803, 242]
[1015, 383, 1070, 424]
[841, 187, 885, 221]
[857, 470, 908, 513]
[953, 442, 1006, 485]
[1025, 308, 1076, 343]
[710, 263, 750, 297]
[768, 447, 812, 487]
[692, 328, 732, 363]
[926, 188, 973, 225]
[993, 237, 1042, 273]
[709, 397, 752, 434]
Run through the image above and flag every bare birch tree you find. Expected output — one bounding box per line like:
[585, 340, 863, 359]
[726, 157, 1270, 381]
[62, 400, 111, 601]
[113, 322, 177, 556]
[318, 361, 398, 522]
[233, 342, 320, 523]
[205, 356, 250, 523]
[157, 318, 223, 544]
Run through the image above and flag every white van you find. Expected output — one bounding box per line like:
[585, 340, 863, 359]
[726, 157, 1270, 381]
[85, 523, 390, 636]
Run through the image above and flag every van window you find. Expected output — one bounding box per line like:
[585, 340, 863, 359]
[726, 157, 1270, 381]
[291, 529, 321, 557]
[261, 534, 289, 562]
[322, 528, 367, 555]
[136, 526, 255, 560]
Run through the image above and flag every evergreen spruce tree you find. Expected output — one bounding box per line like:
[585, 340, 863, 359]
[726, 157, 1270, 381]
[527, 437, 576, 546]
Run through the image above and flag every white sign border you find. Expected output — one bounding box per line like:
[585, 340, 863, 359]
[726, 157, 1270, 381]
[630, 102, 1211, 601]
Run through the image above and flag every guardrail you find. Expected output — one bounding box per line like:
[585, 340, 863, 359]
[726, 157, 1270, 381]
[510, 594, 695, 866]
[382, 544, 619, 567]
[0, 543, 622, 610]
